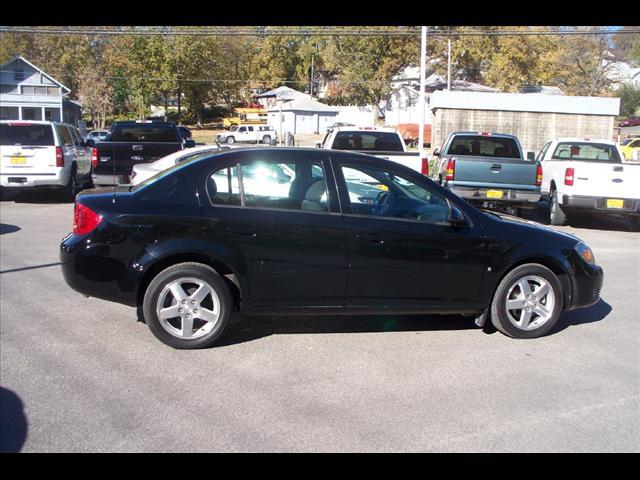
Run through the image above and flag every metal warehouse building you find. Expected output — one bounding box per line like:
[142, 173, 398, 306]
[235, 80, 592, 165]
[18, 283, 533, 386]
[429, 91, 621, 155]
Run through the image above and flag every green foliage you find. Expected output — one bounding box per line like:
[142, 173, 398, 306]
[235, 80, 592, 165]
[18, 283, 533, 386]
[619, 84, 640, 117]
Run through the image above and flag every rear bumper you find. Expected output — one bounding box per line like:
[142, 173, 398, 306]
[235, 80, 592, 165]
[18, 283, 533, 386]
[0, 171, 67, 188]
[92, 173, 131, 186]
[562, 194, 640, 214]
[450, 185, 541, 204]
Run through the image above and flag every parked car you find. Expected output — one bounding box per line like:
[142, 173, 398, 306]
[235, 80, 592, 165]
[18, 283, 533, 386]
[131, 145, 230, 185]
[91, 120, 195, 186]
[319, 126, 428, 175]
[618, 117, 640, 127]
[537, 138, 640, 227]
[620, 137, 640, 161]
[1, 120, 92, 200]
[216, 124, 276, 144]
[85, 130, 108, 146]
[431, 131, 541, 214]
[60, 147, 603, 349]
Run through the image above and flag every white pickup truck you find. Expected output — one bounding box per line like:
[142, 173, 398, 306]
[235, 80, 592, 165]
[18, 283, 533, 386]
[216, 124, 277, 145]
[538, 138, 640, 227]
[318, 126, 428, 175]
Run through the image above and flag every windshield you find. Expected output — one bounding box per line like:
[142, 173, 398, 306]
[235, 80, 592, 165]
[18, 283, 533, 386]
[1, 124, 54, 146]
[551, 142, 621, 162]
[331, 131, 405, 152]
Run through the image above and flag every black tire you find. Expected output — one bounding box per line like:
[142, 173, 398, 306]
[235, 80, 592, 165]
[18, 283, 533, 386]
[62, 164, 78, 202]
[142, 262, 233, 349]
[490, 263, 563, 339]
[261, 135, 271, 144]
[226, 136, 235, 144]
[549, 189, 567, 226]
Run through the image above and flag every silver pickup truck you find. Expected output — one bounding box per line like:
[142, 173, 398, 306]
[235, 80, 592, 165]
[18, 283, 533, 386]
[431, 131, 542, 212]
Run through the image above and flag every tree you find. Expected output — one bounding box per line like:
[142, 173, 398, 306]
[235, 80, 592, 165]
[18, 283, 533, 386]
[77, 63, 114, 129]
[619, 84, 640, 117]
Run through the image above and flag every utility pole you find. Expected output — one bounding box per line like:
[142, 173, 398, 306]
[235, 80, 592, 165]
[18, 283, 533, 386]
[447, 39, 452, 91]
[310, 53, 315, 97]
[418, 26, 427, 154]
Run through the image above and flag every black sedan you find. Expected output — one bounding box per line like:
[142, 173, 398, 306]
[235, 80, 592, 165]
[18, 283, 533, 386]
[60, 148, 603, 349]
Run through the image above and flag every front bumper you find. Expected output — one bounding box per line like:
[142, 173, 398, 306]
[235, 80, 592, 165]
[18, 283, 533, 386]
[562, 194, 640, 215]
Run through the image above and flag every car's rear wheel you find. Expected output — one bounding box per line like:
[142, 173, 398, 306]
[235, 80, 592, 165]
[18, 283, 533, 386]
[262, 135, 271, 144]
[490, 264, 563, 339]
[549, 189, 567, 226]
[142, 263, 232, 349]
[62, 164, 78, 202]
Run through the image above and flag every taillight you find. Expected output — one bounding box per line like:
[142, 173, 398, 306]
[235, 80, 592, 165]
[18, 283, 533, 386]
[56, 146, 64, 167]
[536, 163, 543, 186]
[73, 202, 102, 235]
[421, 156, 429, 176]
[91, 147, 99, 167]
[445, 158, 456, 181]
[564, 167, 574, 186]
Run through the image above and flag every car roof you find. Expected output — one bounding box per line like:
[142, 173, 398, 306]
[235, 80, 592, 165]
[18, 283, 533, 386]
[448, 131, 519, 139]
[553, 137, 616, 145]
[331, 126, 398, 133]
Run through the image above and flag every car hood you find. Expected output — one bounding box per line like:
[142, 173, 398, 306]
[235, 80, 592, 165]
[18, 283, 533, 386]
[481, 209, 581, 243]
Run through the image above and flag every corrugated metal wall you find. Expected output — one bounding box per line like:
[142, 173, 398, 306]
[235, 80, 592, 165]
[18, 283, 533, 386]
[432, 109, 615, 155]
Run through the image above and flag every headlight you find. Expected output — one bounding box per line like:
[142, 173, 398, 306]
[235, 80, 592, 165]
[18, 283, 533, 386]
[575, 241, 595, 265]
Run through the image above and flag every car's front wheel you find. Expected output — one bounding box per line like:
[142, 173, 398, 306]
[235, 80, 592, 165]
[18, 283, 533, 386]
[142, 263, 233, 349]
[490, 263, 563, 339]
[226, 136, 235, 144]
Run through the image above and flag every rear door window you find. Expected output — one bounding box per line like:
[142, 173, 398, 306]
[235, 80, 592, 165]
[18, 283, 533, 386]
[110, 125, 178, 142]
[331, 131, 404, 152]
[56, 125, 74, 146]
[1, 124, 55, 146]
[447, 135, 521, 158]
[551, 142, 621, 162]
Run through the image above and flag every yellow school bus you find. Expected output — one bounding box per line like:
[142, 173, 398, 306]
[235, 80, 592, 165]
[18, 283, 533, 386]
[222, 108, 268, 129]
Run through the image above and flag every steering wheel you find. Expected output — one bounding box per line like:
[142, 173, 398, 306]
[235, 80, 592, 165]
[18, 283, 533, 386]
[373, 190, 391, 215]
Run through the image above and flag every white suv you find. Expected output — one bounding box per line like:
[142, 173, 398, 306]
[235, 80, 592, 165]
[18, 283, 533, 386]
[0, 120, 92, 200]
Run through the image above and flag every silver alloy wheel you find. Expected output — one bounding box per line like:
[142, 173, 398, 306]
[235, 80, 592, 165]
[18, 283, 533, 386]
[156, 277, 221, 340]
[504, 275, 556, 331]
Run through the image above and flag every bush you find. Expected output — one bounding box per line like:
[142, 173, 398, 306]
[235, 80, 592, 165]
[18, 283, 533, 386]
[619, 85, 640, 118]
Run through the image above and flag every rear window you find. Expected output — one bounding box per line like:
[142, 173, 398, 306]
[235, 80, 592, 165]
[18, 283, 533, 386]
[331, 131, 405, 152]
[110, 125, 179, 142]
[0, 124, 54, 146]
[446, 135, 521, 159]
[551, 142, 621, 162]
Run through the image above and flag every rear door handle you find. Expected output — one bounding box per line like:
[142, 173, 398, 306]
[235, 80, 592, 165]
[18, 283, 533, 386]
[132, 145, 144, 151]
[358, 232, 384, 245]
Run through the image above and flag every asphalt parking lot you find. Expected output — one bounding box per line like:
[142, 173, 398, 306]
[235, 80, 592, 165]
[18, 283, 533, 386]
[1, 190, 638, 453]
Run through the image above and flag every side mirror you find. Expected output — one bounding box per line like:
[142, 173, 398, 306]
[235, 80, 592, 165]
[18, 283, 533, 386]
[433, 148, 441, 157]
[184, 139, 196, 148]
[449, 205, 468, 228]
[526, 151, 536, 161]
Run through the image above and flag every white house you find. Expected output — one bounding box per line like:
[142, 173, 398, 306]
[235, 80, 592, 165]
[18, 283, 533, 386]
[256, 86, 310, 109]
[267, 95, 339, 135]
[0, 56, 81, 124]
[607, 61, 640, 89]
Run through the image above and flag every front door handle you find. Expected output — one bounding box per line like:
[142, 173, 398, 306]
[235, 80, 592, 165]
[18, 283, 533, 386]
[226, 226, 257, 238]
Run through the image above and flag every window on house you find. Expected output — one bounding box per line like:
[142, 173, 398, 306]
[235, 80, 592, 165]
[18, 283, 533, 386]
[14, 68, 24, 81]
[46, 87, 60, 96]
[21, 86, 35, 95]
[35, 86, 47, 95]
[0, 84, 19, 94]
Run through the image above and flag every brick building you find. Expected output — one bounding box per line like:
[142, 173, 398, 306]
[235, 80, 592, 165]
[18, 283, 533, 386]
[429, 91, 621, 155]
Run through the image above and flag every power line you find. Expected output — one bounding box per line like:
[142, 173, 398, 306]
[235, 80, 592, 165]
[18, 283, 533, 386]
[2, 26, 639, 37]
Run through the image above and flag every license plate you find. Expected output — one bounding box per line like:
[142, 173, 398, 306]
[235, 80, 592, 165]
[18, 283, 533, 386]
[486, 190, 504, 199]
[10, 156, 26, 165]
[606, 198, 624, 209]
